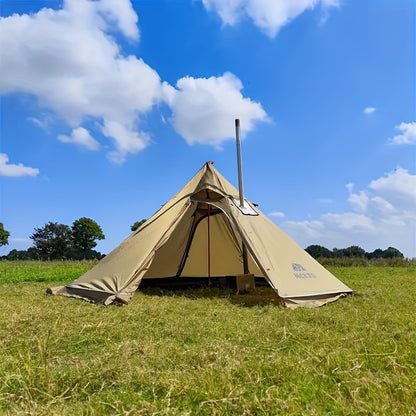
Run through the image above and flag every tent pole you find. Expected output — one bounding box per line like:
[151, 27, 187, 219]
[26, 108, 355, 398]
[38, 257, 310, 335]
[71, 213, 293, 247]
[235, 119, 249, 275]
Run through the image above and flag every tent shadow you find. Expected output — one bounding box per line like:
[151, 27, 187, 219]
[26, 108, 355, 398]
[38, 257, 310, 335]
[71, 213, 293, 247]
[137, 285, 282, 308]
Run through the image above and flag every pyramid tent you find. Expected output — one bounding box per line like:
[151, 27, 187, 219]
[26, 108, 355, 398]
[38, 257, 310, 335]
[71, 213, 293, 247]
[49, 162, 352, 308]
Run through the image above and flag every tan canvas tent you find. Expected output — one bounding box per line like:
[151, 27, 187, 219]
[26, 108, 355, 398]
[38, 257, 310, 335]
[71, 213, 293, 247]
[49, 162, 352, 308]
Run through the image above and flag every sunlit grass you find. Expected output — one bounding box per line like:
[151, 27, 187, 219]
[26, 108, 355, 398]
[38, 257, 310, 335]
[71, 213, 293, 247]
[0, 260, 97, 283]
[0, 263, 415, 415]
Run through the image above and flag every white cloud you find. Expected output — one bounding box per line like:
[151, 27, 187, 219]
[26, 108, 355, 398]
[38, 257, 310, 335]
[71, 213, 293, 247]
[0, 0, 268, 163]
[277, 168, 416, 257]
[10, 238, 32, 244]
[58, 127, 100, 150]
[102, 120, 150, 164]
[322, 212, 374, 232]
[348, 190, 369, 212]
[27, 115, 51, 131]
[168, 72, 268, 147]
[283, 219, 325, 239]
[201, 0, 341, 37]
[0, 0, 164, 163]
[269, 211, 285, 218]
[346, 182, 354, 193]
[0, 153, 40, 177]
[369, 168, 416, 214]
[388, 122, 416, 145]
[98, 0, 140, 40]
[363, 107, 376, 114]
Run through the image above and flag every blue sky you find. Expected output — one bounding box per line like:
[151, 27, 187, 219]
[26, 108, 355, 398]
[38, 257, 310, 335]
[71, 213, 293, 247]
[1, 0, 415, 258]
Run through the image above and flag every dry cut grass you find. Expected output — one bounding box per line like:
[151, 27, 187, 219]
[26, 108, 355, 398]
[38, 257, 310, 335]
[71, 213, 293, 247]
[0, 263, 415, 415]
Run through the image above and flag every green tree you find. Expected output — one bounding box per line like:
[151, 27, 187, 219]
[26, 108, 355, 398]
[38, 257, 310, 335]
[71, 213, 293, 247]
[5, 249, 20, 260]
[7, 249, 28, 260]
[382, 247, 404, 259]
[72, 217, 105, 252]
[131, 219, 147, 232]
[27, 247, 40, 260]
[7, 247, 39, 260]
[305, 245, 333, 259]
[366, 248, 384, 259]
[0, 223, 10, 247]
[337, 246, 366, 258]
[30, 222, 72, 260]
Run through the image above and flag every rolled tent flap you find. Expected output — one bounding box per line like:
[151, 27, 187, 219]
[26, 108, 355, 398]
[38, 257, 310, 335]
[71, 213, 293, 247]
[283, 293, 348, 309]
[48, 162, 352, 307]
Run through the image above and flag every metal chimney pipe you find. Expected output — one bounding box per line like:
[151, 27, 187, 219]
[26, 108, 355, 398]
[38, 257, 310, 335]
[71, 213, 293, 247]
[235, 119, 244, 207]
[235, 119, 249, 275]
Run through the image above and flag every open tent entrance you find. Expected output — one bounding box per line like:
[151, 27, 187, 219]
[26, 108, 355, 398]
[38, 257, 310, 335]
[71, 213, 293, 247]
[141, 197, 264, 288]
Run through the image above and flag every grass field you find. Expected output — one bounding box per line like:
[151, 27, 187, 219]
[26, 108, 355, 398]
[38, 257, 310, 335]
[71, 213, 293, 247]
[0, 261, 415, 415]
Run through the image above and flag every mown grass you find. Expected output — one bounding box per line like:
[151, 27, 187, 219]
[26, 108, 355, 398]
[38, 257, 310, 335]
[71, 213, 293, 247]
[0, 262, 415, 415]
[0, 260, 97, 283]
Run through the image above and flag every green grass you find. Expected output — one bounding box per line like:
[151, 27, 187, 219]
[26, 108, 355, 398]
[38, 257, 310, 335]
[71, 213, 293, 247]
[0, 262, 415, 415]
[0, 260, 97, 283]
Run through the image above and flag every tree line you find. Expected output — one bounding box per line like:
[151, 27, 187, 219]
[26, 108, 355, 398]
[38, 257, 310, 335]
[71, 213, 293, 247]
[0, 219, 148, 261]
[305, 245, 404, 260]
[0, 221, 405, 261]
[1, 218, 105, 260]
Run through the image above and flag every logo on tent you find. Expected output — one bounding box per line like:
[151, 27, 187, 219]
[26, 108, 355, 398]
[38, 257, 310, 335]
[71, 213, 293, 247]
[292, 263, 316, 279]
[292, 263, 305, 271]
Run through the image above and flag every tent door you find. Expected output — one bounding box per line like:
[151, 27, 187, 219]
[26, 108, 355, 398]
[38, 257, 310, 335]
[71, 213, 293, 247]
[177, 201, 250, 278]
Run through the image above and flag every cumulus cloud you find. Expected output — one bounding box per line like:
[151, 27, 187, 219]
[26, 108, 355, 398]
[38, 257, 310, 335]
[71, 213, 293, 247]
[388, 122, 416, 145]
[348, 190, 369, 212]
[102, 120, 150, 164]
[97, 0, 140, 40]
[369, 168, 416, 213]
[0, 0, 268, 163]
[276, 168, 416, 257]
[0, 0, 161, 163]
[58, 127, 100, 150]
[168, 72, 268, 147]
[201, 0, 341, 37]
[0, 153, 40, 177]
[363, 107, 376, 114]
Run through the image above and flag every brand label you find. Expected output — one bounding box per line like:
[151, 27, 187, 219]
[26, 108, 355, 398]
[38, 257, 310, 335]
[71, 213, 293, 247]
[292, 263, 316, 278]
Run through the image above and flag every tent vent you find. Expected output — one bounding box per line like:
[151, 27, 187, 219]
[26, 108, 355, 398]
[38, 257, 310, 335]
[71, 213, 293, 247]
[231, 198, 258, 216]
